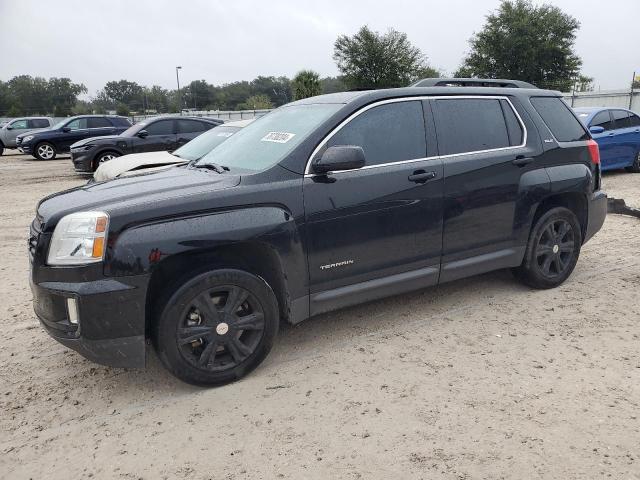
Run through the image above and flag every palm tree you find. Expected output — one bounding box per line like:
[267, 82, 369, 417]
[292, 70, 322, 100]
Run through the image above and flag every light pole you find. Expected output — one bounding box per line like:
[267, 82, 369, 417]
[175, 66, 182, 115]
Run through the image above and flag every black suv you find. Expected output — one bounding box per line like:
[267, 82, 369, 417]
[70, 116, 224, 173]
[17, 115, 131, 160]
[29, 84, 607, 386]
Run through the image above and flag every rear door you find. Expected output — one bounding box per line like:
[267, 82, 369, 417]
[87, 117, 117, 137]
[588, 110, 616, 170]
[303, 99, 444, 315]
[432, 96, 537, 282]
[176, 119, 209, 149]
[132, 119, 177, 153]
[610, 110, 636, 168]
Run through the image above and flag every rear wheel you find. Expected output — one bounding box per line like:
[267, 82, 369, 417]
[34, 142, 56, 160]
[153, 269, 279, 386]
[625, 151, 640, 173]
[0, 143, 4, 156]
[512, 207, 582, 289]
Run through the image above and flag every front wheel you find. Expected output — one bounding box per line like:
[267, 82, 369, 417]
[94, 151, 120, 171]
[625, 151, 640, 173]
[34, 142, 56, 160]
[512, 207, 582, 289]
[153, 269, 279, 386]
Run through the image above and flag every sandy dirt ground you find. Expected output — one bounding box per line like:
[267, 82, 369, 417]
[1, 150, 639, 480]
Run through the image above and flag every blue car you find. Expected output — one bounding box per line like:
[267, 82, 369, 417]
[574, 107, 640, 172]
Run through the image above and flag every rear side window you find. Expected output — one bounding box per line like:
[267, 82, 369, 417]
[146, 119, 174, 136]
[611, 110, 631, 129]
[88, 117, 112, 128]
[630, 113, 640, 127]
[29, 119, 50, 128]
[500, 99, 524, 146]
[590, 111, 614, 131]
[177, 119, 207, 133]
[110, 117, 132, 127]
[433, 98, 510, 155]
[530, 97, 589, 142]
[326, 101, 426, 166]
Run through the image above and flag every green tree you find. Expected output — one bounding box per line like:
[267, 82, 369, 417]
[116, 103, 131, 116]
[333, 26, 435, 89]
[146, 85, 170, 113]
[574, 74, 594, 92]
[455, 0, 583, 91]
[236, 94, 273, 110]
[250, 76, 291, 106]
[104, 80, 144, 111]
[320, 76, 347, 94]
[292, 70, 322, 100]
[47, 77, 87, 116]
[7, 75, 49, 115]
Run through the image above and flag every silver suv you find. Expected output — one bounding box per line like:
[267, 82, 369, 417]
[0, 117, 53, 155]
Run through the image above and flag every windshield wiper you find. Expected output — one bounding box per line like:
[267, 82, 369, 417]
[193, 162, 229, 174]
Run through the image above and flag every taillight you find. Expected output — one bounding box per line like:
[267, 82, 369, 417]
[587, 139, 600, 165]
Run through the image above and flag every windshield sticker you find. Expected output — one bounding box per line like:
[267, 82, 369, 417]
[216, 132, 234, 137]
[261, 131, 296, 143]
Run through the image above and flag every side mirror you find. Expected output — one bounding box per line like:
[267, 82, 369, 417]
[137, 130, 149, 138]
[6, 125, 13, 130]
[62, 126, 71, 133]
[589, 125, 605, 134]
[313, 145, 365, 174]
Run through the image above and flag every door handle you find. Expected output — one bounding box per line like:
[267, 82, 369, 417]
[408, 170, 437, 183]
[512, 156, 534, 167]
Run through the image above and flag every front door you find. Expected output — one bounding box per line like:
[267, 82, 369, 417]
[303, 100, 444, 315]
[133, 119, 177, 152]
[588, 110, 617, 170]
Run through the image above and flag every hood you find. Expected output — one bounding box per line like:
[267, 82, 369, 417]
[94, 151, 182, 182]
[71, 135, 125, 148]
[37, 166, 241, 228]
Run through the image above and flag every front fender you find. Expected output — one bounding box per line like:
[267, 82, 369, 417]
[103, 205, 307, 299]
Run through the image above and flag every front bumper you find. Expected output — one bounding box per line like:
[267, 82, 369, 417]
[19, 143, 33, 154]
[584, 190, 607, 243]
[29, 219, 149, 368]
[71, 149, 95, 173]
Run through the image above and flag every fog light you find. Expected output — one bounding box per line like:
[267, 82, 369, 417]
[66, 297, 79, 325]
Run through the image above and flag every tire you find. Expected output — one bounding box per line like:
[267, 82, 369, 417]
[153, 269, 279, 386]
[0, 144, 4, 156]
[93, 151, 120, 171]
[34, 142, 56, 160]
[512, 207, 582, 289]
[625, 151, 640, 173]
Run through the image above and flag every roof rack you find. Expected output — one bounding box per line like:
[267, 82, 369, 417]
[412, 78, 537, 89]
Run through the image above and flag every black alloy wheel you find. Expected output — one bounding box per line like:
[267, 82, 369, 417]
[513, 207, 582, 289]
[154, 269, 279, 386]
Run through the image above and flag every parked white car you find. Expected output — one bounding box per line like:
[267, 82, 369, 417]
[93, 119, 253, 181]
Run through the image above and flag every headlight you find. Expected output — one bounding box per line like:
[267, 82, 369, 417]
[23, 135, 34, 142]
[47, 211, 109, 265]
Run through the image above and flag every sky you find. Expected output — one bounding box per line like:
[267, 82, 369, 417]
[1, 0, 638, 96]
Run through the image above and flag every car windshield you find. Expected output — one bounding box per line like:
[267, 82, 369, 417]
[173, 125, 241, 161]
[52, 118, 73, 130]
[120, 122, 146, 137]
[195, 104, 342, 173]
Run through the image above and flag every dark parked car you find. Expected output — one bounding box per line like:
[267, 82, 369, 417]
[71, 116, 224, 173]
[17, 115, 131, 160]
[574, 107, 640, 172]
[30, 82, 607, 386]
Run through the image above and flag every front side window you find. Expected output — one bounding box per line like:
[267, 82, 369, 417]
[146, 120, 174, 136]
[611, 110, 631, 129]
[530, 97, 589, 142]
[10, 119, 28, 129]
[433, 98, 511, 155]
[196, 103, 342, 173]
[66, 118, 88, 130]
[325, 101, 426, 166]
[590, 111, 614, 131]
[88, 117, 112, 128]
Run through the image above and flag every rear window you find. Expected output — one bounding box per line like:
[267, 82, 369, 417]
[88, 117, 112, 128]
[29, 119, 50, 128]
[530, 97, 589, 142]
[433, 98, 511, 155]
[611, 110, 631, 129]
[630, 113, 640, 127]
[177, 119, 207, 134]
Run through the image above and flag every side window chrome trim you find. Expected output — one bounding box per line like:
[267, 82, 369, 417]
[304, 95, 528, 176]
